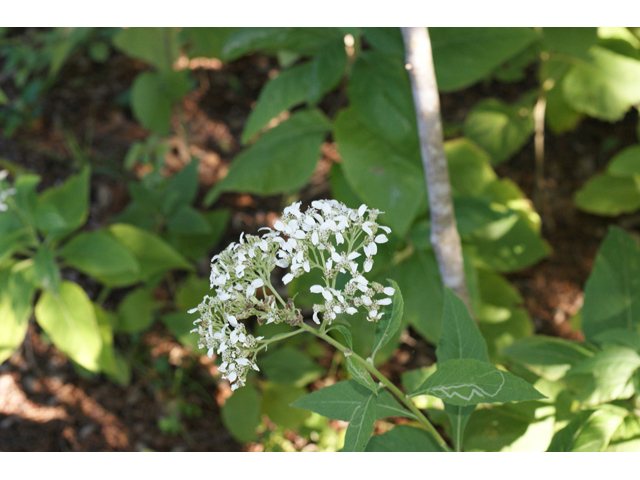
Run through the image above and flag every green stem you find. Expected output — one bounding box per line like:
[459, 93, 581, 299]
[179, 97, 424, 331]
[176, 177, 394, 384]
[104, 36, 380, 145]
[298, 322, 452, 452]
[257, 328, 305, 352]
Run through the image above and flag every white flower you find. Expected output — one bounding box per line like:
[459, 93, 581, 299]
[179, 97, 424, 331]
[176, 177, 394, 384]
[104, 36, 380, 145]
[283, 273, 294, 284]
[383, 287, 395, 296]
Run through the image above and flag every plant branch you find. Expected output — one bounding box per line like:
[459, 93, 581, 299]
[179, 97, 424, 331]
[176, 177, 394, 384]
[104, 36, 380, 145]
[299, 322, 452, 452]
[400, 27, 470, 313]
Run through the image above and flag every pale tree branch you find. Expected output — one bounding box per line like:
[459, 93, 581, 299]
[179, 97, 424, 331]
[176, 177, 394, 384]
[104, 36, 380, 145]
[400, 27, 471, 313]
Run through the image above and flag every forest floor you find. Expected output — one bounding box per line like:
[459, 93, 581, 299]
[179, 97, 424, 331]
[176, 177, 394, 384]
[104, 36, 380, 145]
[1, 49, 639, 451]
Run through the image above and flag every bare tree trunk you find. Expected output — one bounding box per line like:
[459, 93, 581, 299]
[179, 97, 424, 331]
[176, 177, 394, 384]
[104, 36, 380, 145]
[400, 27, 471, 312]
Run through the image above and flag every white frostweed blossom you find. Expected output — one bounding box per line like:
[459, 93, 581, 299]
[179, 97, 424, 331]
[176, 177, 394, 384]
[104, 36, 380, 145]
[190, 199, 398, 390]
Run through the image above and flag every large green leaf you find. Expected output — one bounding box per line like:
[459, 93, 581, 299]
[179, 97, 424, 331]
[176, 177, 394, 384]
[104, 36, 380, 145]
[183, 27, 237, 59]
[222, 27, 348, 60]
[207, 108, 330, 203]
[412, 358, 546, 406]
[131, 70, 190, 135]
[242, 41, 346, 144]
[36, 165, 90, 237]
[115, 287, 157, 334]
[94, 304, 130, 386]
[365, 425, 444, 452]
[436, 288, 489, 451]
[0, 266, 35, 364]
[606, 413, 640, 452]
[166, 209, 230, 261]
[261, 382, 310, 430]
[430, 28, 539, 92]
[581, 227, 640, 341]
[113, 27, 180, 70]
[103, 223, 193, 285]
[607, 145, 640, 176]
[542, 27, 598, 61]
[445, 138, 497, 197]
[563, 46, 640, 121]
[34, 281, 104, 372]
[464, 402, 555, 452]
[463, 97, 535, 166]
[59, 231, 141, 280]
[502, 336, 594, 381]
[574, 174, 640, 216]
[341, 389, 377, 452]
[260, 346, 323, 387]
[348, 51, 418, 150]
[548, 406, 627, 452]
[437, 288, 489, 364]
[334, 108, 426, 237]
[565, 345, 640, 405]
[221, 383, 261, 443]
[291, 379, 414, 421]
[32, 245, 60, 293]
[371, 279, 403, 360]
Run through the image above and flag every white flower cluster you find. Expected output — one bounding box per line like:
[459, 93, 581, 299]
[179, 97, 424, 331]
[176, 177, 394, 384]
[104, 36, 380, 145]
[271, 199, 394, 324]
[190, 199, 397, 390]
[0, 171, 16, 212]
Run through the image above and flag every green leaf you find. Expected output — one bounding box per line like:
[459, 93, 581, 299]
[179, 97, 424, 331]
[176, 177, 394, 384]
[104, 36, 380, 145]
[607, 413, 640, 451]
[59, 231, 141, 281]
[115, 287, 157, 333]
[36, 165, 90, 237]
[581, 227, 640, 341]
[161, 312, 200, 351]
[545, 76, 583, 134]
[113, 27, 180, 70]
[166, 209, 230, 261]
[291, 379, 414, 422]
[241, 42, 345, 144]
[260, 346, 323, 387]
[345, 357, 376, 392]
[465, 402, 555, 452]
[563, 46, 640, 121]
[437, 288, 489, 364]
[104, 223, 193, 285]
[328, 324, 353, 350]
[207, 109, 330, 203]
[391, 250, 443, 343]
[183, 27, 236, 59]
[94, 304, 130, 386]
[463, 97, 534, 166]
[606, 145, 640, 176]
[371, 279, 403, 360]
[166, 206, 212, 236]
[175, 274, 211, 313]
[34, 281, 104, 372]
[502, 336, 594, 381]
[348, 51, 418, 149]
[593, 329, 640, 353]
[542, 27, 598, 60]
[412, 358, 546, 406]
[445, 138, 497, 197]
[261, 382, 309, 430]
[436, 288, 488, 451]
[131, 70, 190, 135]
[0, 266, 36, 364]
[574, 174, 640, 216]
[430, 28, 539, 92]
[474, 267, 524, 324]
[361, 28, 404, 57]
[221, 383, 261, 443]
[162, 158, 200, 214]
[334, 108, 427, 238]
[32, 246, 60, 293]
[565, 345, 640, 405]
[222, 27, 347, 60]
[241, 62, 314, 144]
[341, 390, 376, 452]
[365, 425, 444, 452]
[548, 406, 627, 451]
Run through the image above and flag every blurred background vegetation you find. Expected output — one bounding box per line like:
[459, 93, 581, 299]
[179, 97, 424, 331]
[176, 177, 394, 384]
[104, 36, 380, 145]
[2, 27, 640, 452]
